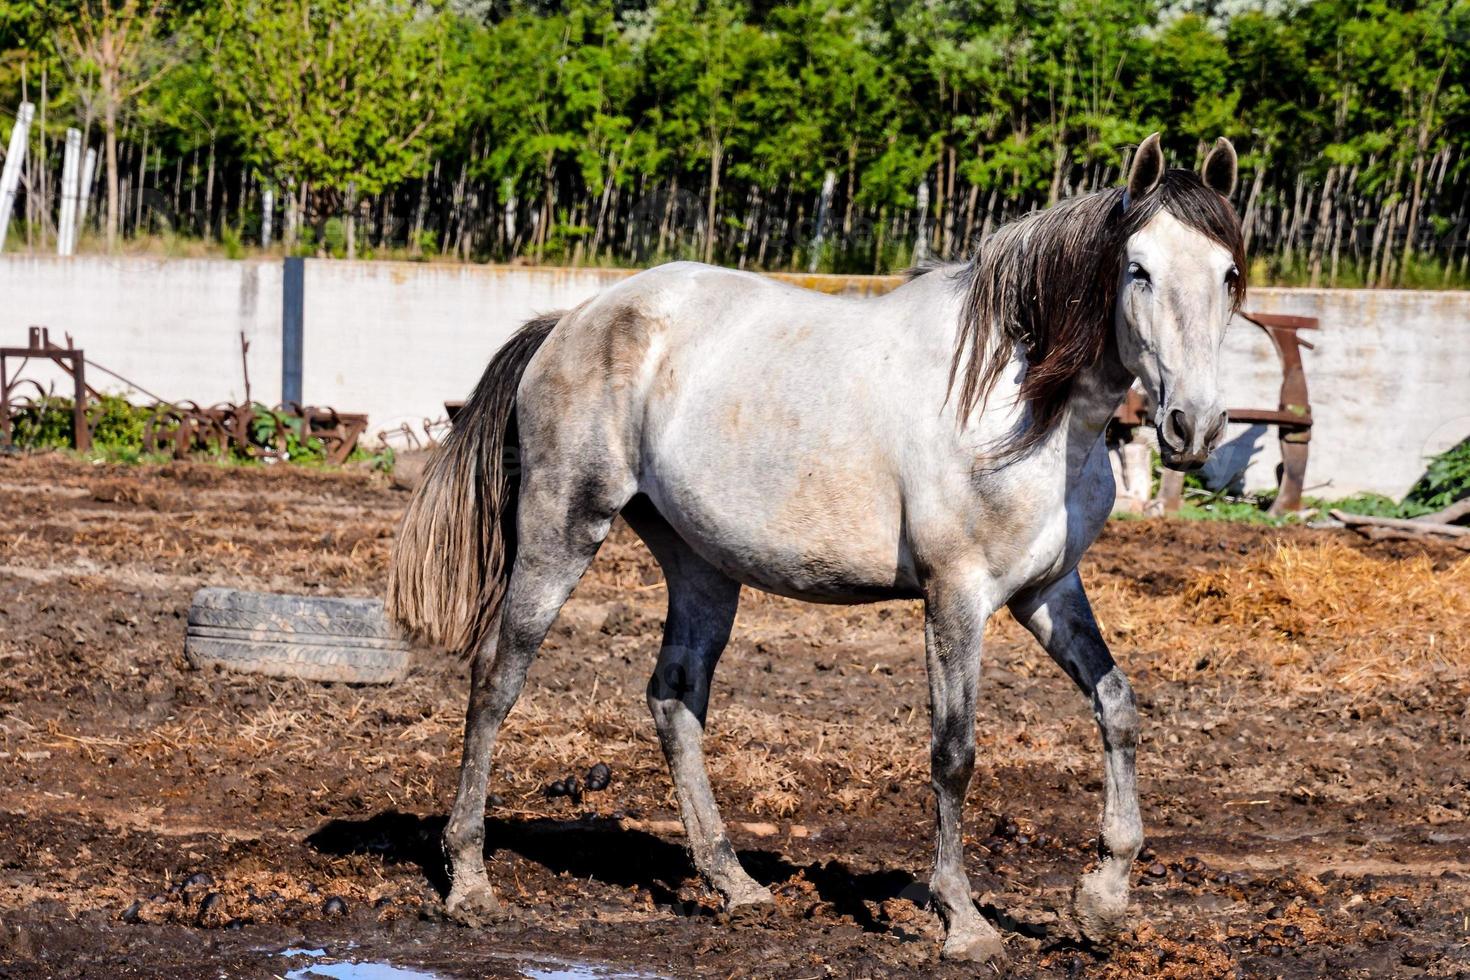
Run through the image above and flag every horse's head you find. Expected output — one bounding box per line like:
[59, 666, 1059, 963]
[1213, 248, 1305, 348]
[1114, 133, 1245, 471]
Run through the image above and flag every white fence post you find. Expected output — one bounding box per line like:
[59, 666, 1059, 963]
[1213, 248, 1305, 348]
[74, 146, 98, 245]
[0, 102, 36, 253]
[808, 169, 836, 273]
[913, 180, 930, 264]
[261, 186, 274, 248]
[57, 129, 82, 256]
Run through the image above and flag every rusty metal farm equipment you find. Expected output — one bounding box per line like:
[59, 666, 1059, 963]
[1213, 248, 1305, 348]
[1, 327, 367, 464]
[140, 402, 368, 465]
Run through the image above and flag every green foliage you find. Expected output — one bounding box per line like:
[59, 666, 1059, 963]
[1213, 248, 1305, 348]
[322, 217, 347, 257]
[349, 443, 396, 473]
[219, 223, 245, 259]
[249, 403, 327, 463]
[9, 394, 154, 452]
[1299, 439, 1470, 521]
[209, 0, 467, 197]
[1315, 492, 1422, 519]
[88, 395, 150, 450]
[1176, 497, 1286, 525]
[1404, 438, 1470, 513]
[4, 0, 1469, 277]
[9, 396, 75, 450]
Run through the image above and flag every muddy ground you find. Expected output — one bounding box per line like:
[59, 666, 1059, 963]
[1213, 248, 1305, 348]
[0, 454, 1466, 978]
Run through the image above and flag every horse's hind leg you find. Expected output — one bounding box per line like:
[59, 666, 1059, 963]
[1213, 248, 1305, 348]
[442, 634, 510, 923]
[923, 575, 1008, 964]
[624, 502, 774, 911]
[1010, 570, 1142, 941]
[442, 473, 631, 924]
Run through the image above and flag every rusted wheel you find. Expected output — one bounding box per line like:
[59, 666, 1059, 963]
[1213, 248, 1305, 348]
[143, 405, 191, 458]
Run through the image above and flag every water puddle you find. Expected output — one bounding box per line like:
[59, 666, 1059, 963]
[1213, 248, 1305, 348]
[277, 945, 663, 980]
[282, 948, 440, 980]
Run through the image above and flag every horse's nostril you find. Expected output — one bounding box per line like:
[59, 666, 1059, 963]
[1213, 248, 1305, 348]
[1165, 408, 1193, 450]
[1205, 410, 1228, 446]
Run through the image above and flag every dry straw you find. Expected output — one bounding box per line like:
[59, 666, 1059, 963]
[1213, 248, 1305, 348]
[1096, 541, 1470, 693]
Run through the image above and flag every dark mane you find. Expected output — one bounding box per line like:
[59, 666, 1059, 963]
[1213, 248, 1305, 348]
[946, 169, 1246, 459]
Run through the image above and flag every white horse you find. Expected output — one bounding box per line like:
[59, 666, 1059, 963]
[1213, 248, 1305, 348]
[389, 133, 1244, 964]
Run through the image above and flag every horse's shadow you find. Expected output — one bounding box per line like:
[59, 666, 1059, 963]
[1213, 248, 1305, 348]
[306, 810, 922, 931]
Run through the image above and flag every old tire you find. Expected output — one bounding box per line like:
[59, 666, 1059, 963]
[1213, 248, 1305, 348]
[185, 587, 409, 685]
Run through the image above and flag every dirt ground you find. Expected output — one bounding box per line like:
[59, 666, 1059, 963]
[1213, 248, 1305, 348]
[0, 453, 1466, 979]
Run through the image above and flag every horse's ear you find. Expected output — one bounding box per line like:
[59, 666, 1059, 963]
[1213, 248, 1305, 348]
[1201, 137, 1238, 197]
[1126, 132, 1165, 203]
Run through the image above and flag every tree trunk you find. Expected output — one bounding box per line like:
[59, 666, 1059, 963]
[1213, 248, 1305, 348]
[204, 138, 217, 239]
[842, 138, 857, 237]
[980, 183, 999, 242]
[134, 137, 149, 234]
[1330, 165, 1356, 286]
[704, 136, 722, 265]
[188, 147, 200, 230]
[345, 182, 357, 260]
[1403, 60, 1447, 267]
[658, 174, 677, 258]
[1367, 156, 1404, 286]
[104, 101, 120, 249]
[40, 69, 51, 249]
[536, 150, 554, 262]
[737, 184, 758, 270]
[411, 163, 432, 253]
[1241, 142, 1269, 254]
[1308, 166, 1338, 287]
[942, 144, 957, 258]
[872, 204, 887, 274]
[590, 150, 618, 257]
[756, 180, 772, 267]
[961, 182, 979, 257]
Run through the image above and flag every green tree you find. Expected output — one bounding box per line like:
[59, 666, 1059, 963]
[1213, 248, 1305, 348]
[643, 0, 765, 263]
[211, 0, 465, 252]
[54, 0, 177, 249]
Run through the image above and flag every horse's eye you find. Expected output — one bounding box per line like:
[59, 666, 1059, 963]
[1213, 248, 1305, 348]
[1128, 262, 1151, 284]
[1225, 265, 1240, 286]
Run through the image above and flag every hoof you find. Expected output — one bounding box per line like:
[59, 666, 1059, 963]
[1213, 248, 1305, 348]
[941, 926, 1009, 967]
[444, 878, 506, 927]
[719, 881, 776, 923]
[721, 887, 777, 925]
[1074, 870, 1128, 942]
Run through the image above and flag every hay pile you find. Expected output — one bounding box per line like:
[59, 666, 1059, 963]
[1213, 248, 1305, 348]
[1099, 542, 1470, 693]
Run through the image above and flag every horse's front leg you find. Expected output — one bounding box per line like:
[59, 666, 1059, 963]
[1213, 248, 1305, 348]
[922, 576, 1008, 965]
[1010, 570, 1143, 941]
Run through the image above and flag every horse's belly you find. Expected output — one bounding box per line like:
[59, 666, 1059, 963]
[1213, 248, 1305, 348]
[640, 466, 919, 603]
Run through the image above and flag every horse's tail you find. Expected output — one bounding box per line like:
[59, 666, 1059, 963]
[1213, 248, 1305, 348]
[387, 312, 563, 656]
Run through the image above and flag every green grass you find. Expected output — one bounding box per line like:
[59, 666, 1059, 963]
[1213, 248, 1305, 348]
[1121, 435, 1470, 526]
[1175, 495, 1290, 525]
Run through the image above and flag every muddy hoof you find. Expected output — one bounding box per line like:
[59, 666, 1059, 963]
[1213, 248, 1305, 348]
[941, 927, 1009, 967]
[444, 880, 507, 927]
[1073, 871, 1128, 942]
[721, 891, 778, 926]
[724, 882, 775, 910]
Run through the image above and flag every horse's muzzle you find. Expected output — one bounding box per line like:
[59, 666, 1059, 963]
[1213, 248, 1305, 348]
[1157, 404, 1227, 471]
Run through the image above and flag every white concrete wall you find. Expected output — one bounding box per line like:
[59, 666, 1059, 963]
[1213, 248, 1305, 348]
[1223, 288, 1470, 499]
[0, 256, 282, 407]
[300, 261, 633, 439]
[3, 254, 1466, 499]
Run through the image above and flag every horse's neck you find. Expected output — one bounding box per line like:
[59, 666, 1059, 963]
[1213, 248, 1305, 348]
[1061, 342, 1135, 469]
